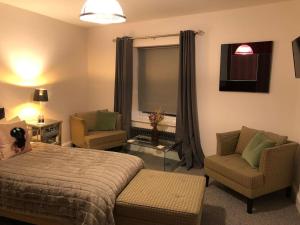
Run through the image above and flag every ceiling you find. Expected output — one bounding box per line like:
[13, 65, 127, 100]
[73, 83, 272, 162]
[0, 0, 290, 27]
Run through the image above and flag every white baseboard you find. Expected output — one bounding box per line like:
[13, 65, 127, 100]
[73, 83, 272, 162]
[62, 141, 72, 147]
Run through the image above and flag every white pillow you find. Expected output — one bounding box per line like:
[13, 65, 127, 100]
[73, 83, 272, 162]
[0, 120, 32, 160]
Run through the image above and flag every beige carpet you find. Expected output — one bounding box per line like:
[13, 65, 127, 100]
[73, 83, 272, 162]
[1, 167, 300, 225]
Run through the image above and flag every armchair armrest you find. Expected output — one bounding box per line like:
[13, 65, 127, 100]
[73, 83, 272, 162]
[70, 115, 87, 147]
[259, 142, 298, 188]
[216, 130, 240, 156]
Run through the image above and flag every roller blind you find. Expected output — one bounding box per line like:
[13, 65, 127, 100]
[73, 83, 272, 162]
[138, 45, 179, 115]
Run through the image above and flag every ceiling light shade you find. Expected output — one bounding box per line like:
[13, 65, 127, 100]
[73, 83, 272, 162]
[235, 44, 254, 55]
[80, 0, 126, 24]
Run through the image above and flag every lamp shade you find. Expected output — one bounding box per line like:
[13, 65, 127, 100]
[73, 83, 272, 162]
[80, 0, 126, 24]
[235, 44, 254, 55]
[33, 89, 48, 102]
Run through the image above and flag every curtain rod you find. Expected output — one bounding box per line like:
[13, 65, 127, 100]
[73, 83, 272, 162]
[112, 30, 205, 42]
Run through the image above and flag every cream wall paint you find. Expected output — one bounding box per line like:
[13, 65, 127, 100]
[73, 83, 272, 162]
[0, 3, 88, 144]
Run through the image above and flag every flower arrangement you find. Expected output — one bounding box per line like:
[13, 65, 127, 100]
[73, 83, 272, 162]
[148, 110, 164, 128]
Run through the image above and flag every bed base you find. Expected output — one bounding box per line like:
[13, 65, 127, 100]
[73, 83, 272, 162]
[0, 209, 70, 225]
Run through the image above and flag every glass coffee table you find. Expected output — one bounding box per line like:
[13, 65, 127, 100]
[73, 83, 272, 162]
[122, 135, 181, 171]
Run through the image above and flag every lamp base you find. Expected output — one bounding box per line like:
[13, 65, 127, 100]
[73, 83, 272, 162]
[38, 115, 45, 124]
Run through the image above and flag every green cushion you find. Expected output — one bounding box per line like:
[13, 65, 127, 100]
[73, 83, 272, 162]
[95, 111, 118, 131]
[242, 132, 276, 168]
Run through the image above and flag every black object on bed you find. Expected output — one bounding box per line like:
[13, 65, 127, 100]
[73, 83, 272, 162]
[0, 108, 4, 120]
[10, 127, 26, 149]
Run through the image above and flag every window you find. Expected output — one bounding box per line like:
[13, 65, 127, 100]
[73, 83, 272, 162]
[138, 45, 179, 115]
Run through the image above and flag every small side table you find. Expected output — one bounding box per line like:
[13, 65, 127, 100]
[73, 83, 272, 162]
[27, 119, 62, 145]
[123, 135, 181, 171]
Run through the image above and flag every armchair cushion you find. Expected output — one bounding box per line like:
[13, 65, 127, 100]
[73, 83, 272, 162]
[235, 126, 257, 154]
[216, 130, 240, 156]
[235, 126, 288, 154]
[95, 111, 118, 131]
[75, 109, 108, 131]
[242, 132, 276, 168]
[205, 154, 264, 189]
[86, 130, 126, 148]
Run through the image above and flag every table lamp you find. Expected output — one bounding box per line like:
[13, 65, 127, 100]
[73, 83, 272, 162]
[33, 89, 48, 123]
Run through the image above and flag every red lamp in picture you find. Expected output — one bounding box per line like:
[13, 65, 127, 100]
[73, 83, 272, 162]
[235, 44, 254, 55]
[33, 88, 48, 123]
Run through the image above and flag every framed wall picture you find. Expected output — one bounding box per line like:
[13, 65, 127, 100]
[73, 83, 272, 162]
[219, 41, 273, 93]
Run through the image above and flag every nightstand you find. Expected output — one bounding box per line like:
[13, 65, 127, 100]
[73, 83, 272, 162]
[27, 119, 62, 145]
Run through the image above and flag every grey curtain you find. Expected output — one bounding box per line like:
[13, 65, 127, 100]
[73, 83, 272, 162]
[114, 37, 133, 137]
[176, 30, 205, 169]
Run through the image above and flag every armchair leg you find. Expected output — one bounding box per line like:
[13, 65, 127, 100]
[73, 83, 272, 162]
[286, 186, 292, 198]
[247, 198, 253, 214]
[205, 175, 210, 187]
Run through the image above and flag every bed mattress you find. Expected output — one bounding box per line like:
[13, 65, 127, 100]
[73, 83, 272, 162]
[0, 143, 143, 225]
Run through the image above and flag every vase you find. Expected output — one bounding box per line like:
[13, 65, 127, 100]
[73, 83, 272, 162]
[151, 124, 159, 145]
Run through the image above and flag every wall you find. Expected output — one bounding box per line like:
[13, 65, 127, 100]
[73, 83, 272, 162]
[0, 3, 88, 144]
[87, 0, 300, 196]
[87, 0, 300, 154]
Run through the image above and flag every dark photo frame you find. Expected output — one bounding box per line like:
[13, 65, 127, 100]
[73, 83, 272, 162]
[219, 41, 273, 93]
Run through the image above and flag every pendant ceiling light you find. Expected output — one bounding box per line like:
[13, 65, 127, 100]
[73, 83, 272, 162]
[235, 44, 254, 55]
[80, 0, 126, 24]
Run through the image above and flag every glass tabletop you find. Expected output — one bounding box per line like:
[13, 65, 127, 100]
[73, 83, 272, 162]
[123, 135, 180, 171]
[128, 135, 176, 150]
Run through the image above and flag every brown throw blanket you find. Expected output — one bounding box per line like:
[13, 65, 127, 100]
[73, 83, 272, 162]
[0, 143, 144, 225]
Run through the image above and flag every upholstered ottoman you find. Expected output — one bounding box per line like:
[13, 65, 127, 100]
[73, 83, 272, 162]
[115, 169, 206, 225]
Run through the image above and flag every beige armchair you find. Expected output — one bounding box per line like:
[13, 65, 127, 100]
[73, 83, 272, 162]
[204, 127, 298, 214]
[70, 110, 127, 150]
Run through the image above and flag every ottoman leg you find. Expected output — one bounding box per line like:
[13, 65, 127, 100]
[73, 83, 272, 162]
[247, 198, 253, 214]
[205, 175, 210, 187]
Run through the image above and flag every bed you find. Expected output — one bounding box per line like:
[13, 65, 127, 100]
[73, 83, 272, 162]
[0, 142, 144, 225]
